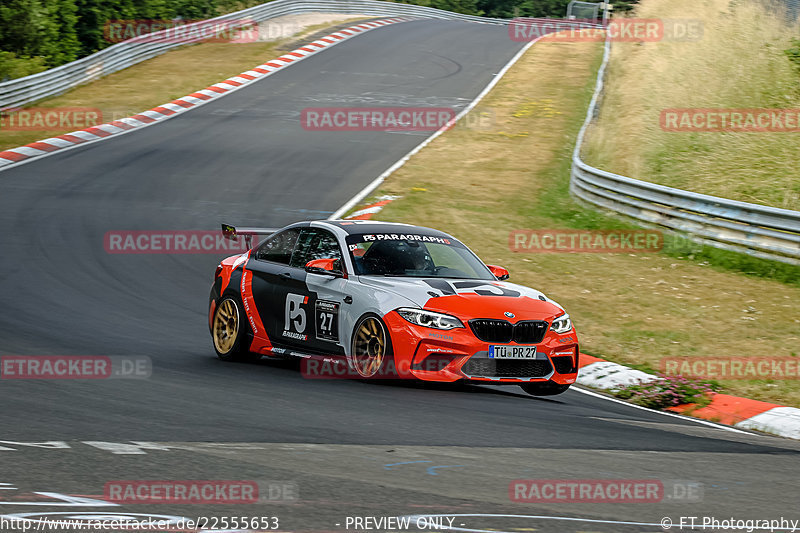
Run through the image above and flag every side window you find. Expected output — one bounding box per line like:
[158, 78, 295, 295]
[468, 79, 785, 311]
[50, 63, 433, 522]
[291, 229, 344, 270]
[254, 228, 301, 264]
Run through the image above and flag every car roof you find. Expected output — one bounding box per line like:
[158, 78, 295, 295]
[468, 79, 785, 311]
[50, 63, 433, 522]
[320, 219, 455, 239]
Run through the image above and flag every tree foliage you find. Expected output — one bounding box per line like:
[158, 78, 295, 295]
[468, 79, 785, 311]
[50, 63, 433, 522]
[0, 0, 640, 81]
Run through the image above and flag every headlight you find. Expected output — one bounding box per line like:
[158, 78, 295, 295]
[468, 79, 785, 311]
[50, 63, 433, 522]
[550, 313, 572, 334]
[396, 308, 464, 330]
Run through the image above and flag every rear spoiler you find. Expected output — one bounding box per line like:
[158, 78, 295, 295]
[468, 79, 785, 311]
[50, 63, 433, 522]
[221, 223, 278, 248]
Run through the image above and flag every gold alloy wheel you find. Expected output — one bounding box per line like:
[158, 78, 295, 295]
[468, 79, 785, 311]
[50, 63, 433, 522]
[352, 317, 386, 377]
[213, 299, 239, 354]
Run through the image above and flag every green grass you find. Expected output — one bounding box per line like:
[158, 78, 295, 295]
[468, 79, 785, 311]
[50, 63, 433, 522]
[354, 35, 800, 407]
[660, 240, 800, 288]
[583, 0, 800, 211]
[512, 48, 800, 287]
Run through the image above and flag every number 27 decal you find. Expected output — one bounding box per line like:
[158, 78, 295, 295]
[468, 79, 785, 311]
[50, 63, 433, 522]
[315, 300, 339, 342]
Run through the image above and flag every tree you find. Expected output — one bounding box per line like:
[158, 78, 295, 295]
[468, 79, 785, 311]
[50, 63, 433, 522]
[41, 0, 81, 65]
[0, 0, 643, 80]
[0, 0, 51, 57]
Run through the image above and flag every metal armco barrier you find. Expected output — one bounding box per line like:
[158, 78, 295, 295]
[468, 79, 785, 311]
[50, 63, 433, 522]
[0, 0, 517, 110]
[5, 0, 795, 264]
[570, 39, 800, 265]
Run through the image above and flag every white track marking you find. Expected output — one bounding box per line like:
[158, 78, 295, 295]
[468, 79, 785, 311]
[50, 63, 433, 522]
[570, 386, 752, 434]
[81, 441, 188, 455]
[0, 441, 70, 450]
[325, 33, 788, 440]
[329, 34, 544, 219]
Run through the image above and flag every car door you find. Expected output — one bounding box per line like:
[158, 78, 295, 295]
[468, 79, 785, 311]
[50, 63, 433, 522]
[280, 227, 349, 356]
[246, 227, 302, 348]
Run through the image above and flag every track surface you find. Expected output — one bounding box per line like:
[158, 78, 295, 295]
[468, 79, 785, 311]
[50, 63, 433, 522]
[0, 19, 798, 533]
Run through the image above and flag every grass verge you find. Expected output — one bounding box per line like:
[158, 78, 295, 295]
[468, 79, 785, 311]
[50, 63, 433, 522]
[353, 37, 800, 407]
[583, 0, 800, 211]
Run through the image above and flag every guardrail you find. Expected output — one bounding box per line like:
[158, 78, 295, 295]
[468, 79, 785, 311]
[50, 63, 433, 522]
[0, 0, 515, 110]
[10, 0, 787, 264]
[781, 0, 799, 21]
[570, 38, 800, 265]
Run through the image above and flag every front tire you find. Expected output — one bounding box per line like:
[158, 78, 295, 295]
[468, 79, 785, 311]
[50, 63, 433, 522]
[211, 295, 259, 362]
[520, 381, 571, 396]
[349, 315, 393, 378]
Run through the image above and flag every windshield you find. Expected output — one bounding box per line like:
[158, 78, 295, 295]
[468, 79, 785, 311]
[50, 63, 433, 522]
[346, 233, 495, 280]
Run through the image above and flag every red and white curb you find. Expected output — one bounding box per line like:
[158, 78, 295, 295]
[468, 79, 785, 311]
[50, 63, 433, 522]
[313, 25, 800, 440]
[344, 195, 401, 220]
[577, 354, 800, 440]
[0, 17, 409, 171]
[577, 359, 657, 389]
[736, 407, 800, 439]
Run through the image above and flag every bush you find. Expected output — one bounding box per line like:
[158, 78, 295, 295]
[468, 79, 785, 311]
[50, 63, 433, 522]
[613, 374, 719, 409]
[0, 0, 624, 77]
[0, 51, 48, 82]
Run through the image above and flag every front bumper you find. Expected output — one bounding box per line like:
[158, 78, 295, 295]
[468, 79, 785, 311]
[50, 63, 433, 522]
[384, 311, 579, 384]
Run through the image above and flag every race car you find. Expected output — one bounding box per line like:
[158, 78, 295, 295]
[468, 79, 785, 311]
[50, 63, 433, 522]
[208, 220, 579, 396]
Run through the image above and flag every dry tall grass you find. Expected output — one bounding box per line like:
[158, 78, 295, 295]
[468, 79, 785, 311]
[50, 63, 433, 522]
[584, 0, 800, 210]
[367, 37, 800, 407]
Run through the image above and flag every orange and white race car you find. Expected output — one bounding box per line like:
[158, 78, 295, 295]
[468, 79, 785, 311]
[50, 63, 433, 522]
[209, 220, 579, 395]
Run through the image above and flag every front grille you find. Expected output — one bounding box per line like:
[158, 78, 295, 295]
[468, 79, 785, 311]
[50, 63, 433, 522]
[461, 358, 553, 378]
[469, 319, 548, 344]
[469, 319, 513, 343]
[552, 355, 577, 374]
[514, 321, 548, 343]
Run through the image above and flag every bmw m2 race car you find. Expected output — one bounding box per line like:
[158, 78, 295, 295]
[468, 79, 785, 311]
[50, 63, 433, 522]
[209, 220, 579, 395]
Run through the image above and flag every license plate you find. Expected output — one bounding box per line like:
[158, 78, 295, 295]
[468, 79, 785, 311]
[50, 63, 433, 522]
[489, 345, 538, 359]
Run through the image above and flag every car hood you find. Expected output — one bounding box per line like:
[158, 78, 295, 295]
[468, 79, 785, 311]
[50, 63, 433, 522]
[357, 276, 565, 321]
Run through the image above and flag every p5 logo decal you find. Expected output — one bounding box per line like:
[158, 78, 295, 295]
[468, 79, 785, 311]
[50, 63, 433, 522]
[283, 293, 308, 341]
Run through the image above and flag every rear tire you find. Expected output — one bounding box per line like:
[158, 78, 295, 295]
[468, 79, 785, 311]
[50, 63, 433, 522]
[211, 295, 260, 362]
[520, 381, 571, 396]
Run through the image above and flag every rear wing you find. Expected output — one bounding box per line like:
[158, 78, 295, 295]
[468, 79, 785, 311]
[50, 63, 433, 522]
[221, 223, 278, 249]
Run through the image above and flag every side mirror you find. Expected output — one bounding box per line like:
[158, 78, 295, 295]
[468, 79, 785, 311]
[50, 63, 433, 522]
[486, 264, 510, 281]
[305, 258, 343, 277]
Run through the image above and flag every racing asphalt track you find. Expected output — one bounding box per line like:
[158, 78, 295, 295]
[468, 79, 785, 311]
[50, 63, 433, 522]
[0, 18, 799, 533]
